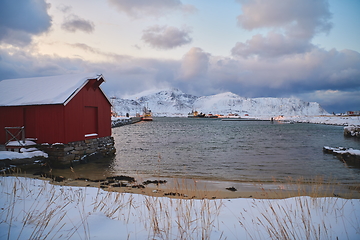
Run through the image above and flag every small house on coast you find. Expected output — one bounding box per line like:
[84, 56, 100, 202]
[0, 73, 115, 166]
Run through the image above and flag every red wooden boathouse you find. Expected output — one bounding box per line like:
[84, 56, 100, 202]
[0, 73, 112, 146]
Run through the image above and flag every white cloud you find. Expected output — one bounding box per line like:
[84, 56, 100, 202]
[61, 14, 95, 33]
[180, 4, 198, 15]
[108, 0, 194, 18]
[237, 0, 332, 39]
[141, 25, 192, 50]
[0, 45, 359, 113]
[180, 47, 210, 80]
[231, 31, 314, 58]
[233, 0, 333, 58]
[2, 45, 359, 98]
[56, 4, 72, 13]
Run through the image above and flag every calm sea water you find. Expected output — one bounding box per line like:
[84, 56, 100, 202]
[110, 117, 360, 184]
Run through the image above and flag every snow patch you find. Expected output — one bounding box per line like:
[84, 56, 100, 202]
[324, 146, 360, 156]
[0, 148, 48, 160]
[5, 140, 37, 146]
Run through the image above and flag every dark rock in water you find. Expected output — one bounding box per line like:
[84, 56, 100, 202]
[164, 192, 185, 197]
[107, 175, 135, 182]
[75, 177, 91, 181]
[111, 183, 127, 187]
[131, 184, 145, 189]
[53, 176, 66, 182]
[143, 180, 167, 185]
[226, 187, 237, 192]
[89, 179, 105, 182]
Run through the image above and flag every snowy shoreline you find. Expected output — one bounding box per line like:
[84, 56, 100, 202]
[272, 115, 360, 126]
[1, 176, 360, 239]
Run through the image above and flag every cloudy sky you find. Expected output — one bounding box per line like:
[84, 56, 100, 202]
[1, 0, 359, 113]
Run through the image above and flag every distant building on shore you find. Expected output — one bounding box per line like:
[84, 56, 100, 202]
[346, 111, 360, 116]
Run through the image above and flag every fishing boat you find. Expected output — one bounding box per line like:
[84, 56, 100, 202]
[188, 110, 205, 118]
[142, 105, 153, 121]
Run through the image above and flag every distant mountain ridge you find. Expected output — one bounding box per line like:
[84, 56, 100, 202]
[111, 88, 329, 117]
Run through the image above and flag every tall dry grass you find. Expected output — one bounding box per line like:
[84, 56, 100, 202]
[237, 195, 360, 240]
[0, 176, 226, 239]
[0, 175, 359, 239]
[0, 176, 91, 239]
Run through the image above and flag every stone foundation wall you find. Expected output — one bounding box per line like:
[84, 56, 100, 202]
[39, 136, 115, 168]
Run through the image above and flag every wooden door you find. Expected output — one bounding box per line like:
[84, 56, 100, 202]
[23, 107, 37, 139]
[84, 106, 98, 137]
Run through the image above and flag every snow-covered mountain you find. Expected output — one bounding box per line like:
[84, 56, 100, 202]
[111, 88, 329, 117]
[193, 92, 328, 116]
[111, 88, 197, 117]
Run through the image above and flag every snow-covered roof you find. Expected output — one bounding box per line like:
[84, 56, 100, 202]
[0, 73, 105, 106]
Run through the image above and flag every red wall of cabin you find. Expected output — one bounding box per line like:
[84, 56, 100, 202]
[0, 105, 65, 144]
[0, 79, 111, 145]
[63, 80, 111, 143]
[24, 105, 65, 143]
[0, 106, 26, 144]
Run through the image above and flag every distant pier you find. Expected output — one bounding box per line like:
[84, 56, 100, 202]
[111, 117, 142, 128]
[221, 118, 270, 121]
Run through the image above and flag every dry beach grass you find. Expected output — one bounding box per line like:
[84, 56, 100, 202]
[1, 174, 360, 239]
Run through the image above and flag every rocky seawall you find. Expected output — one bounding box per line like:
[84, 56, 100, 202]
[39, 136, 115, 168]
[344, 126, 360, 138]
[323, 146, 360, 167]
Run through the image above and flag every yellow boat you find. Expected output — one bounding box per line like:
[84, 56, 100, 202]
[142, 106, 153, 121]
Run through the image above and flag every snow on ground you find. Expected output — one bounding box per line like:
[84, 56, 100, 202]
[5, 140, 37, 147]
[193, 93, 327, 116]
[274, 115, 360, 126]
[324, 146, 360, 157]
[1, 176, 359, 240]
[0, 147, 48, 160]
